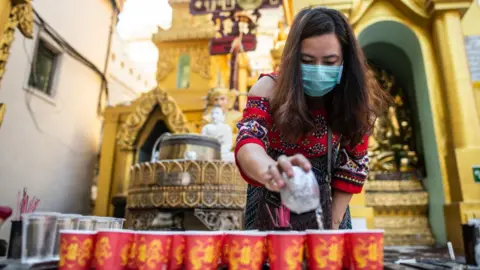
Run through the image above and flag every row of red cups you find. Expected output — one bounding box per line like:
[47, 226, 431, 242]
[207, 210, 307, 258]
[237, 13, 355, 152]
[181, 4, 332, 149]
[58, 229, 384, 270]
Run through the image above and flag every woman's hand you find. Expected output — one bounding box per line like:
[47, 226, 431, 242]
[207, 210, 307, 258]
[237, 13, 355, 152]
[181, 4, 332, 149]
[264, 154, 312, 192]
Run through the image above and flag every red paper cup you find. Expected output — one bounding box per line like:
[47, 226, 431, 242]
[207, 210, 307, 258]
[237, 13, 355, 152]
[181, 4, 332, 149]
[305, 230, 345, 270]
[127, 233, 139, 270]
[134, 231, 172, 270]
[58, 230, 96, 270]
[226, 231, 267, 270]
[347, 230, 384, 270]
[168, 232, 186, 270]
[221, 230, 259, 267]
[184, 231, 223, 270]
[267, 231, 305, 270]
[220, 232, 228, 267]
[93, 229, 135, 270]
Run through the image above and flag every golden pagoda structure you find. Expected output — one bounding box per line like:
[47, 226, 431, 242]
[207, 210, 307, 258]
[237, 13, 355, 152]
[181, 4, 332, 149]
[94, 0, 250, 221]
[0, 0, 34, 129]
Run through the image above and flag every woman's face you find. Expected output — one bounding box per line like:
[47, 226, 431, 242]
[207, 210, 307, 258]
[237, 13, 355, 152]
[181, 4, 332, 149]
[300, 33, 342, 66]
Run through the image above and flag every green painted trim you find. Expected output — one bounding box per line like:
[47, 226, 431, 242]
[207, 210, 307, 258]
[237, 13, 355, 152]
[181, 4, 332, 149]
[176, 54, 191, 89]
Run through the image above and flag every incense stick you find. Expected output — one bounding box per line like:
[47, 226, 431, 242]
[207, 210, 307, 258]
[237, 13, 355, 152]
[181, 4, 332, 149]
[13, 188, 40, 220]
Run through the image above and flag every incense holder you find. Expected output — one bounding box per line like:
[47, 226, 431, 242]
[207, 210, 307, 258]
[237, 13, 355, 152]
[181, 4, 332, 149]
[7, 220, 22, 259]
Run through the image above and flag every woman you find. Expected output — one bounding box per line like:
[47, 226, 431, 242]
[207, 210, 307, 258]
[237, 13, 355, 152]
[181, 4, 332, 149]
[235, 7, 388, 230]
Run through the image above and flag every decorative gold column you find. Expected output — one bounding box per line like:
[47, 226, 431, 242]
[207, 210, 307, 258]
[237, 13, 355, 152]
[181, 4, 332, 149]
[428, 0, 480, 251]
[94, 109, 121, 216]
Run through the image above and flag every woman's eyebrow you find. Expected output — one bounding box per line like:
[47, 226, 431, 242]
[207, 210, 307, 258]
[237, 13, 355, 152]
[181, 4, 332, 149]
[300, 53, 315, 58]
[323, 54, 339, 60]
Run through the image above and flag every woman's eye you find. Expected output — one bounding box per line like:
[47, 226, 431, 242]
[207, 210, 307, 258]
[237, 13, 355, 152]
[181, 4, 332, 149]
[324, 62, 336, 66]
[302, 59, 314, 64]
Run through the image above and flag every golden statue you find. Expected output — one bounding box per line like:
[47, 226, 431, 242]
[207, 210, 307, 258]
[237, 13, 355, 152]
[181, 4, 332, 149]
[271, 20, 288, 72]
[274, 20, 288, 45]
[368, 66, 419, 173]
[202, 72, 242, 133]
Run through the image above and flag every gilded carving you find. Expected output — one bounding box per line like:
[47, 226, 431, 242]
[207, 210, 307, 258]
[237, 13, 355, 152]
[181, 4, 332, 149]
[373, 216, 429, 229]
[366, 192, 429, 206]
[184, 191, 201, 207]
[125, 210, 158, 230]
[385, 233, 434, 246]
[348, 0, 430, 25]
[190, 46, 211, 79]
[130, 165, 141, 189]
[234, 193, 246, 207]
[168, 161, 183, 176]
[141, 163, 153, 186]
[219, 194, 233, 207]
[202, 191, 217, 207]
[156, 50, 174, 82]
[127, 160, 246, 210]
[153, 162, 166, 186]
[220, 163, 234, 185]
[15, 1, 33, 38]
[0, 0, 34, 82]
[193, 209, 243, 230]
[156, 46, 211, 83]
[127, 153, 247, 230]
[184, 161, 201, 184]
[150, 191, 164, 207]
[364, 180, 424, 192]
[139, 193, 150, 208]
[116, 88, 190, 150]
[206, 162, 219, 184]
[166, 191, 182, 207]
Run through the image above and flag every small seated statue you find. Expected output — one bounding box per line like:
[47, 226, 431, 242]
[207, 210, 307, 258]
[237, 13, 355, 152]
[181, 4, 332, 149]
[201, 106, 234, 162]
[203, 87, 242, 132]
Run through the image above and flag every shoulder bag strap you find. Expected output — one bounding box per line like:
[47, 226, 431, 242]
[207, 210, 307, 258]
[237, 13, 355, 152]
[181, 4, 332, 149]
[327, 128, 332, 183]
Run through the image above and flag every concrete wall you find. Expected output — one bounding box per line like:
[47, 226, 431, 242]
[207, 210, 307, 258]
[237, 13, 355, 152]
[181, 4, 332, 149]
[0, 0, 113, 240]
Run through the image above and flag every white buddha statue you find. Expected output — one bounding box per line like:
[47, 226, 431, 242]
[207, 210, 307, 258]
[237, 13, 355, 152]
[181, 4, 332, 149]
[201, 106, 234, 162]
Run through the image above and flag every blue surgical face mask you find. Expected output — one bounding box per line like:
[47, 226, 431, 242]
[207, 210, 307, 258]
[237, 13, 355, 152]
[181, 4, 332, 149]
[301, 63, 343, 97]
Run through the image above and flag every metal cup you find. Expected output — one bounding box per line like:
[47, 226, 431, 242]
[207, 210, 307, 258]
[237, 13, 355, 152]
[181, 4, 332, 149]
[21, 212, 60, 263]
[53, 214, 82, 258]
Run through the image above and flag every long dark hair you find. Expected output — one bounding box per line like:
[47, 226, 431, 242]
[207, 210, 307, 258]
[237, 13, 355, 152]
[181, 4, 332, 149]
[270, 7, 389, 146]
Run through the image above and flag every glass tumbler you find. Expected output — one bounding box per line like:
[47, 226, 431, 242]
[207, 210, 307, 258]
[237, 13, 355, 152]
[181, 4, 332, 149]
[21, 212, 60, 263]
[77, 216, 97, 231]
[53, 214, 82, 258]
[110, 218, 125, 229]
[93, 217, 113, 230]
